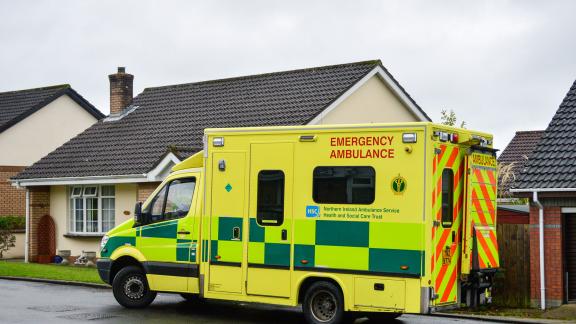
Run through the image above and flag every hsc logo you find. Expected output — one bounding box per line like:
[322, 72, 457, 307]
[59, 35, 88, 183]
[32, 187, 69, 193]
[306, 205, 319, 218]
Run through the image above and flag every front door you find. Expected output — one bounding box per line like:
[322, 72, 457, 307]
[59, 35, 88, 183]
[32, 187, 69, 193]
[432, 143, 465, 305]
[565, 214, 576, 301]
[246, 143, 294, 297]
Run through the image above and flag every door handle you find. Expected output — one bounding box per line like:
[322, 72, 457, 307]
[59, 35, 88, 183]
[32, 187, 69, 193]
[178, 231, 191, 235]
[281, 229, 287, 241]
[232, 227, 241, 240]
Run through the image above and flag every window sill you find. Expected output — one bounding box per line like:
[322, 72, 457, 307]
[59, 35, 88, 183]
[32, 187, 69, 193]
[63, 233, 105, 238]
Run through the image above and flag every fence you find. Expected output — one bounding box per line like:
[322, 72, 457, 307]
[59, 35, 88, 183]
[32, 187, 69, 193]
[492, 222, 530, 307]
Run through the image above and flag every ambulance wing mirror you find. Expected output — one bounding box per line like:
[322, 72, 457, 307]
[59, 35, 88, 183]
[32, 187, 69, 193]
[134, 202, 144, 225]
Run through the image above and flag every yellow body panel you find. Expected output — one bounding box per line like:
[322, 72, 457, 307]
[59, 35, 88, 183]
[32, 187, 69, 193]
[101, 122, 497, 315]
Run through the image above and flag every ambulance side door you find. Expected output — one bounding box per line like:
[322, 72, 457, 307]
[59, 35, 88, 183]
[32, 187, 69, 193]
[431, 143, 465, 305]
[246, 142, 294, 298]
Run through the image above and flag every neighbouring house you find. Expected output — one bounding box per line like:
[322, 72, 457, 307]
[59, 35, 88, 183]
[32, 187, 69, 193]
[498, 130, 544, 200]
[512, 78, 576, 308]
[11, 60, 431, 263]
[0, 85, 104, 259]
[493, 131, 543, 307]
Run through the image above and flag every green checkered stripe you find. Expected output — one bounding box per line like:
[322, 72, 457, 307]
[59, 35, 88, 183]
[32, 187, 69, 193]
[102, 220, 198, 262]
[294, 220, 425, 276]
[248, 218, 290, 267]
[207, 217, 291, 267]
[209, 216, 244, 263]
[206, 217, 424, 276]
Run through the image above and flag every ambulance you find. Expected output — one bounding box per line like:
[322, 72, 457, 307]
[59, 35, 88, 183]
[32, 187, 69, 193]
[96, 122, 499, 324]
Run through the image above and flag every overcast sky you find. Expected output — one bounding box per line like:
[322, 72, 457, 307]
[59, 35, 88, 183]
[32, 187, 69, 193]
[1, 0, 575, 150]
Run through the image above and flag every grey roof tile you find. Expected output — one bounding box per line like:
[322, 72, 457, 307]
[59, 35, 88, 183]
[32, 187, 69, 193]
[0, 84, 104, 134]
[497, 130, 544, 195]
[15, 60, 427, 180]
[514, 79, 576, 189]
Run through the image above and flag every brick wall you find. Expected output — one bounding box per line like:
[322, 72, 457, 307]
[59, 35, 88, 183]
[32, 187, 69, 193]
[28, 186, 50, 262]
[529, 204, 563, 307]
[137, 182, 160, 203]
[0, 166, 26, 216]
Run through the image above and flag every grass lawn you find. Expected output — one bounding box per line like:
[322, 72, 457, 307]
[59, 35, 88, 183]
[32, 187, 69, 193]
[0, 261, 102, 284]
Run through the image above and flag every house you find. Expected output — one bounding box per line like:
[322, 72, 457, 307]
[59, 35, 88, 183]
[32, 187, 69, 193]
[512, 78, 576, 308]
[0, 84, 104, 259]
[492, 131, 543, 307]
[11, 60, 431, 262]
[498, 130, 544, 199]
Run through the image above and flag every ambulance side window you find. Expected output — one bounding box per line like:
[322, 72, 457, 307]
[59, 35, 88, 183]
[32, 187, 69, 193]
[441, 169, 454, 227]
[313, 166, 375, 204]
[142, 177, 196, 224]
[257, 170, 285, 226]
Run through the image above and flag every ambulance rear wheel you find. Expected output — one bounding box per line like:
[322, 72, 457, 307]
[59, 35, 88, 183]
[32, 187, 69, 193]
[303, 281, 345, 324]
[112, 266, 157, 308]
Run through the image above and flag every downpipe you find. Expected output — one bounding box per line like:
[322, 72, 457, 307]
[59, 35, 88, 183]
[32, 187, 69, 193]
[25, 189, 29, 263]
[533, 191, 546, 310]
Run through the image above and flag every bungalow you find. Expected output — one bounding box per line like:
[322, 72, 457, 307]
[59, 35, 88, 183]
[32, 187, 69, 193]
[512, 78, 576, 308]
[12, 60, 431, 262]
[0, 84, 103, 258]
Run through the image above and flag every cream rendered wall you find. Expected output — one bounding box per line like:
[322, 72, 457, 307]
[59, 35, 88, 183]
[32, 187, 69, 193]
[50, 184, 137, 257]
[2, 232, 24, 259]
[0, 95, 99, 166]
[314, 75, 419, 125]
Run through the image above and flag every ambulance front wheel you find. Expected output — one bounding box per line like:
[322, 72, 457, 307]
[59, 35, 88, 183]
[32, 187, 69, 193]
[112, 266, 157, 308]
[303, 281, 345, 324]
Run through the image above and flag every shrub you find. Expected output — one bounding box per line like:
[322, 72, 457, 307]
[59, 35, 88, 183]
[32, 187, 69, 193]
[0, 216, 26, 231]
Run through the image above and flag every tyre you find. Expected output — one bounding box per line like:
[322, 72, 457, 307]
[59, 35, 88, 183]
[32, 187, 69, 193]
[367, 312, 402, 322]
[303, 281, 345, 324]
[112, 265, 157, 308]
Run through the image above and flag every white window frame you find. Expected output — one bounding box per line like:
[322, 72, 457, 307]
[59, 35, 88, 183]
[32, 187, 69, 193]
[71, 186, 83, 198]
[83, 186, 98, 197]
[69, 185, 115, 235]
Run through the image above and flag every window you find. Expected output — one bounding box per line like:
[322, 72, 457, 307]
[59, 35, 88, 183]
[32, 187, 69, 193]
[257, 170, 285, 226]
[441, 169, 454, 227]
[71, 187, 82, 198]
[313, 166, 375, 204]
[83, 186, 97, 197]
[69, 185, 115, 234]
[142, 178, 196, 224]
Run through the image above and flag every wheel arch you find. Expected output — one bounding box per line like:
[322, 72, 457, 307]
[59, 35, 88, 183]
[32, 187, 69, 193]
[296, 274, 349, 309]
[108, 245, 147, 283]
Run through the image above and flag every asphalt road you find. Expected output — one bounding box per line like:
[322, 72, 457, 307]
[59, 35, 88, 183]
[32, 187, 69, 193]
[0, 279, 496, 324]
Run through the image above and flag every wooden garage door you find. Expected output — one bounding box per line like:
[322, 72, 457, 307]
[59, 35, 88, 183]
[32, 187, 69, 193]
[565, 214, 576, 301]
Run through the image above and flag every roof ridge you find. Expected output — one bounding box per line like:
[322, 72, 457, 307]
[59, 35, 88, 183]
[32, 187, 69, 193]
[0, 84, 70, 95]
[515, 130, 545, 134]
[143, 60, 382, 92]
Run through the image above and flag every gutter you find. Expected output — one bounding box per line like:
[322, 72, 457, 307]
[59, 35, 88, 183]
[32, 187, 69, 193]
[12, 174, 150, 187]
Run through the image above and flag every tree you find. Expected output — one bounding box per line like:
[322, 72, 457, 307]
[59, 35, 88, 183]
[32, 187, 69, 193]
[440, 109, 466, 128]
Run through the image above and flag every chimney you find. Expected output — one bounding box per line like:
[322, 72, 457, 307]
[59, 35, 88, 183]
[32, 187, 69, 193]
[108, 67, 133, 115]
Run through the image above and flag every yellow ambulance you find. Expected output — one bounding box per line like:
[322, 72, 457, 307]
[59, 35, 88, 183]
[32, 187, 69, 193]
[96, 122, 499, 324]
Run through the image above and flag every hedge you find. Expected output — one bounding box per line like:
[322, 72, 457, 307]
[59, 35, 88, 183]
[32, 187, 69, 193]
[0, 216, 26, 231]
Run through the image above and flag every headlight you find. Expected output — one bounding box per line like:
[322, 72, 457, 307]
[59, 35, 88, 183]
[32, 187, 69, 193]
[100, 235, 109, 250]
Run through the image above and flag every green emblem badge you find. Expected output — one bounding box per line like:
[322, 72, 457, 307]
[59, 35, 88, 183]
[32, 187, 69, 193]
[225, 184, 232, 192]
[391, 175, 407, 195]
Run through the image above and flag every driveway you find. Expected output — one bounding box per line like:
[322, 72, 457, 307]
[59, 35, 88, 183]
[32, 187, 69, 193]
[0, 279, 497, 323]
